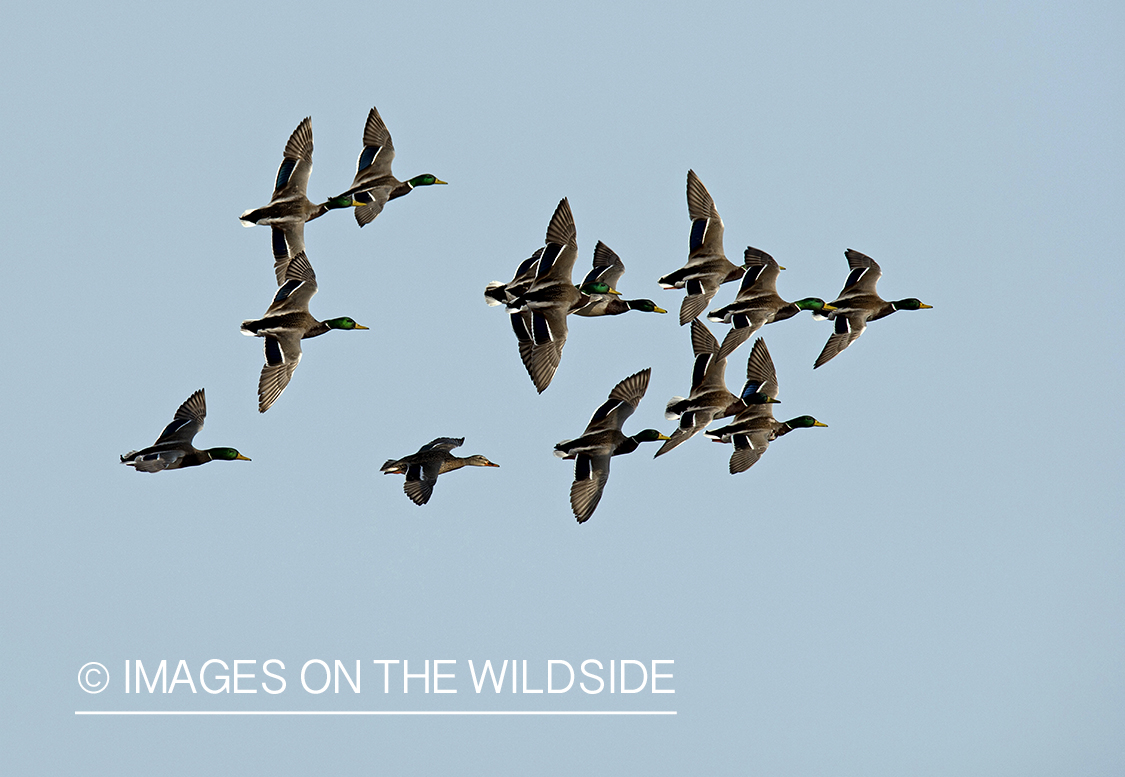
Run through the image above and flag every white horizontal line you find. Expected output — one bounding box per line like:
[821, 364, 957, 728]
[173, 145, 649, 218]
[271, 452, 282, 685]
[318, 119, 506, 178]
[75, 710, 676, 716]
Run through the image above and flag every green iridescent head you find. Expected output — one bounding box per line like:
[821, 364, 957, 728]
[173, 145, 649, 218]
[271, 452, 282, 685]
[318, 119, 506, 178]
[325, 317, 370, 331]
[892, 298, 932, 311]
[743, 392, 781, 405]
[628, 299, 668, 314]
[634, 429, 671, 443]
[208, 447, 251, 461]
[324, 195, 360, 209]
[409, 174, 448, 187]
[579, 281, 621, 296]
[784, 416, 827, 430]
[793, 297, 834, 312]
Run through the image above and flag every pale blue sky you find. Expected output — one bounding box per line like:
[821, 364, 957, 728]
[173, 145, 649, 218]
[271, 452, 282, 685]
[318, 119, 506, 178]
[2, 1, 1122, 774]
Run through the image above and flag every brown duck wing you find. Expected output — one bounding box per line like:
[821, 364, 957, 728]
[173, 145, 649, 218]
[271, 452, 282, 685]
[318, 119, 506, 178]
[813, 314, 867, 368]
[581, 368, 651, 435]
[686, 170, 724, 256]
[570, 453, 612, 523]
[153, 388, 206, 446]
[273, 117, 314, 200]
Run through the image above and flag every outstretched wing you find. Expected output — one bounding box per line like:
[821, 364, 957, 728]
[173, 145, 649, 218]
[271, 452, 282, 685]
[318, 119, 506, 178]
[737, 247, 782, 293]
[686, 170, 724, 257]
[678, 274, 722, 325]
[570, 453, 612, 523]
[535, 198, 579, 283]
[581, 241, 626, 290]
[418, 437, 464, 454]
[273, 117, 314, 199]
[342, 105, 397, 196]
[403, 464, 437, 506]
[581, 368, 651, 435]
[739, 338, 780, 401]
[838, 248, 882, 295]
[257, 332, 303, 412]
[813, 314, 867, 368]
[264, 252, 318, 315]
[270, 224, 306, 286]
[729, 430, 773, 474]
[153, 388, 206, 446]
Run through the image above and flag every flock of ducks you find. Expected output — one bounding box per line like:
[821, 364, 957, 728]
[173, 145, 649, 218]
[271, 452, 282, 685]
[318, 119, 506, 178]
[120, 105, 932, 523]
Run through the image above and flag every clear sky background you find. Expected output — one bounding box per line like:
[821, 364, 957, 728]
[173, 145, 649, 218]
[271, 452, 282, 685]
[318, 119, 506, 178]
[2, 1, 1122, 774]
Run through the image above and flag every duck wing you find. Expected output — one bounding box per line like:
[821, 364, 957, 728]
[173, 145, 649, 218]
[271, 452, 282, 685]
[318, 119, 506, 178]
[837, 248, 883, 296]
[418, 437, 464, 454]
[272, 117, 314, 200]
[263, 252, 318, 315]
[257, 331, 303, 412]
[152, 388, 206, 446]
[729, 429, 774, 474]
[580, 241, 626, 290]
[340, 105, 397, 197]
[813, 313, 867, 368]
[686, 170, 724, 257]
[570, 453, 612, 523]
[739, 337, 780, 400]
[581, 368, 651, 435]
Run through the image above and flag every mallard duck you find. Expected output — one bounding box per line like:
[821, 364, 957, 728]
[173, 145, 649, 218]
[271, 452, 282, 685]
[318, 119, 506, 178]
[381, 437, 499, 505]
[706, 338, 826, 473]
[654, 319, 759, 457]
[572, 242, 667, 317]
[505, 198, 583, 393]
[706, 246, 833, 356]
[554, 368, 669, 523]
[488, 242, 660, 316]
[239, 117, 363, 284]
[813, 249, 933, 368]
[121, 389, 250, 472]
[240, 251, 368, 412]
[657, 170, 746, 325]
[334, 105, 447, 227]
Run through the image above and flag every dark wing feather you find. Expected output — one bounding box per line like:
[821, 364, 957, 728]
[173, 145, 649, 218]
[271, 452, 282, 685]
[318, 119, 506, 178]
[257, 333, 303, 412]
[686, 170, 724, 255]
[582, 368, 651, 435]
[274, 117, 313, 197]
[679, 275, 721, 325]
[570, 453, 611, 523]
[418, 438, 464, 454]
[154, 389, 206, 445]
[729, 431, 772, 474]
[271, 224, 306, 286]
[741, 338, 780, 400]
[840, 248, 883, 294]
[403, 463, 436, 506]
[265, 252, 318, 314]
[581, 241, 626, 290]
[813, 314, 866, 368]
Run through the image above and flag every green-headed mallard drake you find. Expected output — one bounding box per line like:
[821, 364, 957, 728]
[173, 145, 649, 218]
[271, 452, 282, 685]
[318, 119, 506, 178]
[239, 117, 363, 284]
[505, 198, 583, 393]
[121, 389, 250, 472]
[572, 242, 667, 317]
[554, 368, 669, 523]
[381, 437, 499, 505]
[655, 319, 762, 457]
[813, 249, 933, 368]
[240, 251, 368, 412]
[657, 170, 746, 325]
[706, 246, 833, 356]
[334, 105, 447, 227]
[706, 338, 826, 473]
